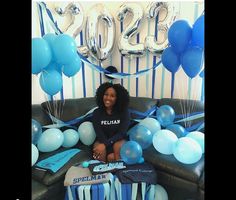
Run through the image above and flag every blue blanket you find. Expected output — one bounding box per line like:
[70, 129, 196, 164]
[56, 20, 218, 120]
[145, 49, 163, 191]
[35, 148, 81, 173]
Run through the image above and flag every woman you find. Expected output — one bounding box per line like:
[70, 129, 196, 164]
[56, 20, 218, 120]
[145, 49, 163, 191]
[92, 82, 130, 162]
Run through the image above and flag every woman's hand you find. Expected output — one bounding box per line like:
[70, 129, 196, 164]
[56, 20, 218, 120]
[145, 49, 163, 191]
[93, 143, 106, 160]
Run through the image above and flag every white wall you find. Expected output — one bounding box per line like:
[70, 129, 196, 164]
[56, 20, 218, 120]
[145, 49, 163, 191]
[32, 1, 204, 104]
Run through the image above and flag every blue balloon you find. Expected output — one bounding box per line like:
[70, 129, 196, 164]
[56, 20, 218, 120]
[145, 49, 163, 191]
[129, 125, 153, 149]
[166, 124, 187, 138]
[152, 130, 178, 155]
[120, 141, 142, 165]
[154, 184, 168, 200]
[192, 15, 204, 48]
[32, 119, 42, 145]
[32, 144, 39, 166]
[52, 34, 77, 65]
[168, 20, 192, 53]
[156, 105, 175, 127]
[39, 69, 63, 95]
[62, 55, 82, 77]
[62, 129, 80, 148]
[181, 46, 204, 78]
[139, 117, 161, 135]
[32, 38, 52, 74]
[199, 69, 204, 78]
[78, 122, 96, 145]
[44, 62, 62, 74]
[173, 137, 202, 164]
[161, 47, 181, 74]
[186, 131, 205, 153]
[37, 128, 64, 152]
[43, 33, 57, 61]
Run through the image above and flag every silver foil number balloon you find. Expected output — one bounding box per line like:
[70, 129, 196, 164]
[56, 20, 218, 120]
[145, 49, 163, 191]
[145, 2, 176, 56]
[85, 4, 116, 62]
[117, 3, 145, 58]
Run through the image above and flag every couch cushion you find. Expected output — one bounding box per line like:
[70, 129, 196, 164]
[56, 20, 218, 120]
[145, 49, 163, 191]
[143, 145, 204, 183]
[41, 97, 97, 128]
[32, 179, 48, 200]
[32, 104, 52, 126]
[32, 142, 92, 186]
[157, 98, 204, 132]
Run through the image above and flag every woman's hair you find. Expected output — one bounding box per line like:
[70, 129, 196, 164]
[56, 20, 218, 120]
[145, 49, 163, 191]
[95, 82, 130, 112]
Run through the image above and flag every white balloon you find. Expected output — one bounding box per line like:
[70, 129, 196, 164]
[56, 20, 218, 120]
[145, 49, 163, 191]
[32, 144, 39, 166]
[78, 122, 96, 146]
[85, 3, 116, 61]
[117, 3, 145, 58]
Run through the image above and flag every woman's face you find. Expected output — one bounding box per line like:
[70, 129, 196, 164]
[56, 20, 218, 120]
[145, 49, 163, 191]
[103, 87, 117, 110]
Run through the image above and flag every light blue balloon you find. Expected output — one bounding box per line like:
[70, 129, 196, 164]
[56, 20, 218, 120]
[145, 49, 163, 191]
[154, 184, 168, 200]
[168, 20, 192, 53]
[139, 117, 161, 135]
[39, 69, 63, 95]
[166, 124, 187, 138]
[37, 128, 64, 152]
[43, 33, 57, 61]
[120, 141, 142, 165]
[129, 125, 153, 149]
[44, 62, 62, 74]
[62, 129, 80, 148]
[78, 122, 96, 145]
[62, 55, 82, 77]
[32, 144, 39, 166]
[32, 119, 42, 145]
[52, 34, 77, 65]
[156, 105, 175, 127]
[32, 38, 52, 74]
[173, 137, 202, 164]
[186, 131, 205, 153]
[152, 130, 178, 155]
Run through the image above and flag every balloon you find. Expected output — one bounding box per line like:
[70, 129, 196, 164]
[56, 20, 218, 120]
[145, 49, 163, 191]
[32, 38, 52, 74]
[48, 2, 84, 39]
[39, 69, 63, 95]
[161, 46, 181, 74]
[32, 144, 39, 166]
[43, 33, 57, 61]
[168, 20, 192, 53]
[139, 117, 161, 135]
[199, 69, 204, 78]
[173, 137, 202, 164]
[44, 62, 62, 74]
[117, 3, 145, 58]
[52, 34, 77, 65]
[192, 15, 204, 48]
[156, 105, 175, 127]
[181, 46, 204, 78]
[78, 122, 96, 145]
[32, 119, 42, 145]
[152, 129, 178, 155]
[154, 184, 168, 200]
[62, 129, 80, 148]
[129, 125, 153, 149]
[166, 124, 187, 138]
[120, 141, 143, 165]
[186, 131, 205, 153]
[62, 54, 81, 77]
[145, 2, 175, 55]
[85, 4, 116, 61]
[37, 128, 64, 152]
[104, 66, 118, 80]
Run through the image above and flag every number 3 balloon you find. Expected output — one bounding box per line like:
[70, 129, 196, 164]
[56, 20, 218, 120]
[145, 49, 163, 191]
[85, 4, 116, 62]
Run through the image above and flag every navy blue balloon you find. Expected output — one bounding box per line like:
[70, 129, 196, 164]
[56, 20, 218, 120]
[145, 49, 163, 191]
[166, 124, 187, 138]
[168, 20, 192, 53]
[161, 47, 181, 74]
[32, 119, 42, 145]
[181, 46, 204, 78]
[192, 15, 204, 48]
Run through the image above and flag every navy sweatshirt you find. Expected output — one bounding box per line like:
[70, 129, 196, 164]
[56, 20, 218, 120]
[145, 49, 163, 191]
[92, 108, 130, 147]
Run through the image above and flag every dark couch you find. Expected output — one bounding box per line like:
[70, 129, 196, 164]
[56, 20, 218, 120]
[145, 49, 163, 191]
[32, 96, 204, 200]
